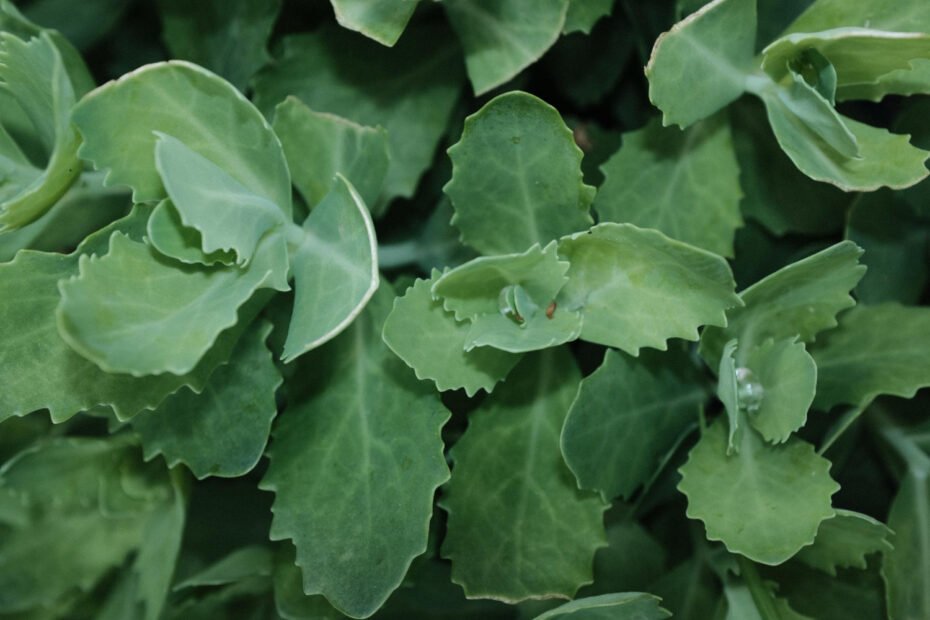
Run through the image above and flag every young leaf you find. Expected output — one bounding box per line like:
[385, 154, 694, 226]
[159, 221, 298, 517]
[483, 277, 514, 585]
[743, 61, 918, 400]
[742, 337, 817, 443]
[700, 240, 865, 365]
[0, 32, 82, 230]
[57, 231, 288, 376]
[678, 418, 838, 564]
[812, 304, 930, 409]
[594, 115, 743, 257]
[645, 0, 756, 128]
[431, 242, 582, 353]
[146, 200, 236, 267]
[441, 348, 608, 602]
[72, 61, 291, 210]
[252, 23, 462, 201]
[786, 0, 930, 34]
[131, 322, 281, 479]
[261, 287, 450, 618]
[794, 509, 893, 576]
[532, 592, 671, 619]
[561, 347, 707, 500]
[717, 339, 742, 454]
[382, 271, 521, 396]
[272, 96, 389, 213]
[558, 223, 741, 355]
[157, 0, 281, 90]
[442, 0, 569, 95]
[329, 0, 418, 47]
[282, 175, 378, 363]
[0, 207, 264, 423]
[446, 92, 594, 256]
[154, 132, 286, 265]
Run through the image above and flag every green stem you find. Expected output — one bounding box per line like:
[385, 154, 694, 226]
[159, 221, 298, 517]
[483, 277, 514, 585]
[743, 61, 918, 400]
[736, 556, 780, 619]
[378, 239, 422, 269]
[876, 414, 930, 477]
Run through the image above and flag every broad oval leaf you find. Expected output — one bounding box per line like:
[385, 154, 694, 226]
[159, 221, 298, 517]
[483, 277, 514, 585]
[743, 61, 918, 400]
[442, 0, 569, 95]
[742, 337, 817, 443]
[446, 91, 594, 256]
[261, 286, 450, 618]
[557, 223, 741, 355]
[645, 0, 756, 128]
[382, 271, 521, 396]
[72, 60, 291, 211]
[441, 348, 608, 602]
[678, 417, 838, 565]
[561, 347, 706, 500]
[282, 175, 379, 363]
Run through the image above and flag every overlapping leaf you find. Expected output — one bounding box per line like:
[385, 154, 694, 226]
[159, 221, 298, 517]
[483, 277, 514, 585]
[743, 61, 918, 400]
[795, 509, 893, 575]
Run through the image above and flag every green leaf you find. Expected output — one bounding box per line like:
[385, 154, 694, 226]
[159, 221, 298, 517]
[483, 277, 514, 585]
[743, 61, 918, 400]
[432, 242, 582, 353]
[645, 0, 756, 128]
[261, 286, 450, 618]
[0, 32, 82, 230]
[811, 304, 930, 409]
[786, 0, 930, 34]
[768, 557, 886, 620]
[883, 465, 930, 620]
[154, 132, 286, 265]
[157, 0, 281, 90]
[741, 338, 817, 443]
[557, 223, 741, 355]
[561, 348, 706, 500]
[252, 23, 463, 202]
[146, 200, 236, 267]
[794, 509, 893, 576]
[563, 0, 614, 34]
[272, 549, 344, 620]
[382, 271, 521, 396]
[700, 241, 865, 366]
[762, 28, 930, 94]
[330, 0, 418, 47]
[175, 546, 272, 589]
[282, 175, 379, 363]
[835, 58, 930, 102]
[594, 115, 743, 257]
[678, 417, 838, 564]
[446, 91, 594, 256]
[72, 61, 291, 211]
[442, 0, 569, 95]
[717, 339, 743, 454]
[132, 322, 281, 479]
[57, 230, 288, 376]
[533, 592, 671, 619]
[441, 348, 608, 602]
[0, 207, 265, 423]
[272, 96, 389, 214]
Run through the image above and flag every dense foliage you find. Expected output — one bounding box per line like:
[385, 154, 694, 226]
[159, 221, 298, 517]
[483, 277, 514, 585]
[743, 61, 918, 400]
[2, 0, 930, 618]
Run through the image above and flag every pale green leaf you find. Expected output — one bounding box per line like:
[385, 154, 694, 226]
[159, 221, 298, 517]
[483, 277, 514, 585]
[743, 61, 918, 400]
[446, 91, 594, 256]
[837, 58, 930, 102]
[146, 200, 236, 267]
[563, 0, 614, 34]
[57, 230, 288, 376]
[811, 304, 930, 409]
[762, 28, 930, 92]
[175, 546, 272, 589]
[786, 0, 930, 38]
[272, 550, 345, 620]
[157, 0, 281, 90]
[557, 223, 741, 355]
[533, 592, 671, 619]
[252, 24, 462, 202]
[442, 348, 608, 602]
[282, 175, 378, 363]
[0, 32, 81, 230]
[561, 348, 706, 500]
[594, 115, 743, 257]
[700, 241, 865, 366]
[261, 287, 450, 618]
[330, 0, 418, 47]
[795, 509, 893, 576]
[678, 417, 838, 564]
[883, 465, 930, 620]
[132, 322, 281, 479]
[72, 61, 291, 211]
[382, 271, 521, 397]
[721, 569, 812, 620]
[432, 242, 581, 353]
[272, 96, 389, 213]
[645, 0, 756, 128]
[742, 338, 817, 443]
[442, 0, 569, 95]
[154, 133, 286, 265]
[717, 339, 742, 454]
[0, 207, 264, 423]
[759, 84, 930, 191]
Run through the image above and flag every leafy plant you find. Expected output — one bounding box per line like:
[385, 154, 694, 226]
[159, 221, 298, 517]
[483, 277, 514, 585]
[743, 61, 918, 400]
[2, 0, 930, 618]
